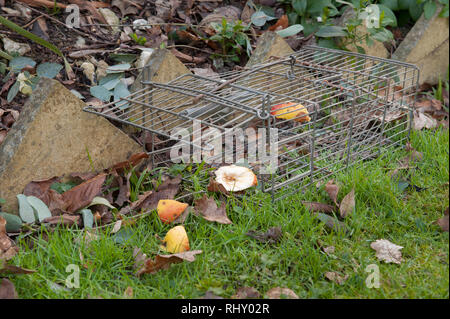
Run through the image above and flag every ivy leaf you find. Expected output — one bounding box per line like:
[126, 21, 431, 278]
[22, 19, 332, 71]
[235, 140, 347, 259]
[79, 209, 94, 229]
[0, 212, 22, 233]
[106, 63, 131, 74]
[292, 0, 307, 15]
[7, 81, 20, 103]
[316, 26, 347, 37]
[26, 196, 52, 223]
[377, 4, 398, 27]
[424, 1, 437, 19]
[276, 24, 304, 38]
[36, 62, 63, 79]
[250, 11, 276, 27]
[90, 85, 113, 102]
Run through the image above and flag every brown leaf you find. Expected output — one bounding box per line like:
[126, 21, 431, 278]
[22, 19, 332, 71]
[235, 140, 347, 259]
[268, 15, 289, 31]
[436, 207, 449, 232]
[325, 180, 339, 206]
[339, 189, 355, 218]
[194, 195, 232, 224]
[324, 272, 348, 285]
[62, 173, 106, 213]
[232, 287, 261, 299]
[207, 177, 230, 195]
[414, 110, 438, 130]
[23, 176, 68, 214]
[23, 176, 60, 200]
[0, 216, 18, 261]
[124, 176, 182, 215]
[42, 214, 80, 226]
[0, 279, 18, 299]
[0, 261, 36, 275]
[246, 227, 282, 244]
[135, 250, 202, 276]
[302, 201, 335, 214]
[265, 287, 298, 299]
[109, 152, 149, 174]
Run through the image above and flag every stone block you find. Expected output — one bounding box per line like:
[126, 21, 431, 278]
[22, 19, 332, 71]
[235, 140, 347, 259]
[246, 31, 294, 67]
[0, 79, 142, 214]
[336, 8, 389, 59]
[392, 7, 449, 85]
[128, 48, 192, 132]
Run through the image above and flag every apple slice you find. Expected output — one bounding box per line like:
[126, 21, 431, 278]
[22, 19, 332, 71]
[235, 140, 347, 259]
[270, 102, 311, 123]
[157, 200, 188, 224]
[160, 225, 190, 253]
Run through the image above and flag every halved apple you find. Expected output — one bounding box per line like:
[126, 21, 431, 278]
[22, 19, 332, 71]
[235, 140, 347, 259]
[270, 102, 311, 123]
[160, 225, 190, 253]
[157, 200, 188, 224]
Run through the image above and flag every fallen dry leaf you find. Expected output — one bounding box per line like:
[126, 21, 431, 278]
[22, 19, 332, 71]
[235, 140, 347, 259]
[123, 176, 182, 215]
[0, 278, 18, 299]
[324, 272, 348, 285]
[436, 207, 449, 232]
[370, 239, 403, 264]
[194, 195, 232, 224]
[339, 189, 355, 218]
[135, 249, 202, 276]
[0, 262, 35, 275]
[246, 227, 282, 244]
[0, 216, 18, 261]
[109, 152, 149, 174]
[62, 173, 106, 213]
[325, 180, 340, 207]
[265, 287, 298, 299]
[42, 214, 80, 226]
[232, 287, 261, 299]
[268, 14, 289, 31]
[414, 110, 438, 130]
[302, 201, 335, 214]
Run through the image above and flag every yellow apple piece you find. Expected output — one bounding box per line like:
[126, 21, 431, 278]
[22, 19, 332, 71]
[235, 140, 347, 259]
[160, 225, 190, 253]
[270, 102, 311, 123]
[157, 200, 188, 224]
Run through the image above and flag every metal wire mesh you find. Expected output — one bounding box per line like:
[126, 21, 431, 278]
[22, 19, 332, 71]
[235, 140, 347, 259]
[84, 46, 419, 201]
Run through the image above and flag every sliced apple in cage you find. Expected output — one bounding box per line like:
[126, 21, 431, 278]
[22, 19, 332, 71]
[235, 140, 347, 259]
[270, 102, 311, 123]
[214, 165, 258, 192]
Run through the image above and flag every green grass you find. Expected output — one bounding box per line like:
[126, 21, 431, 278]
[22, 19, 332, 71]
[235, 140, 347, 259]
[7, 128, 449, 299]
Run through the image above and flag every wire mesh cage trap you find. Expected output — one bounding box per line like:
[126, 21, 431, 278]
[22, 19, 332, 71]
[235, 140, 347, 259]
[84, 46, 419, 201]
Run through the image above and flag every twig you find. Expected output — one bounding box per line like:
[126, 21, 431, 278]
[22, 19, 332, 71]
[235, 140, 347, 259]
[19, 3, 110, 44]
